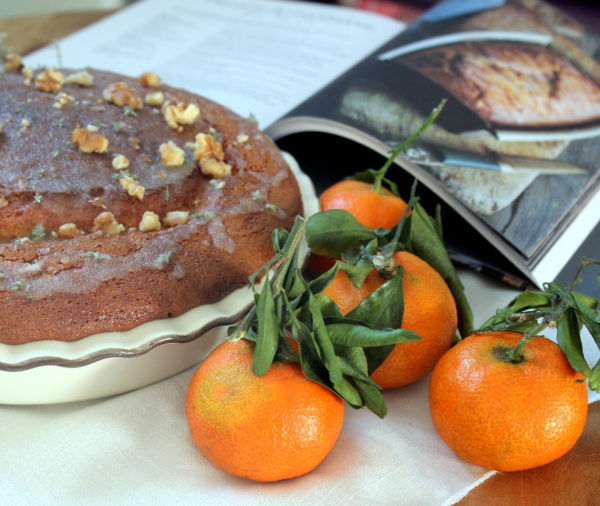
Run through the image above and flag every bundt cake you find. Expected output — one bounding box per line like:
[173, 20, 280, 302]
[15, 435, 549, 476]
[0, 63, 302, 344]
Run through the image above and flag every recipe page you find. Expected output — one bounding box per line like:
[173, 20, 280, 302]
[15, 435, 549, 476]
[26, 0, 403, 127]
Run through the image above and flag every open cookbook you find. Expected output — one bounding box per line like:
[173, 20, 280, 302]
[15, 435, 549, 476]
[25, 0, 600, 287]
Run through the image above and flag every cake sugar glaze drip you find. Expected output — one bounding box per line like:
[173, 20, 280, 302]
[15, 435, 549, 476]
[0, 67, 302, 344]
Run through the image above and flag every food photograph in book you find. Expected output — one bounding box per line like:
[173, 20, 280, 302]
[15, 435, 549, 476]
[279, 0, 600, 263]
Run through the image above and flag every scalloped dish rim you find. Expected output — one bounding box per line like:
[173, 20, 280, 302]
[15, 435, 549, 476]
[0, 152, 317, 381]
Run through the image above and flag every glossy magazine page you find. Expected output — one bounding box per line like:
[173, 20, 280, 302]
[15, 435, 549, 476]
[267, 0, 600, 284]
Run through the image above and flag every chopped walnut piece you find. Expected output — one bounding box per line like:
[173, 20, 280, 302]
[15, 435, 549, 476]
[102, 81, 143, 110]
[53, 92, 75, 109]
[202, 159, 231, 179]
[112, 154, 130, 170]
[159, 141, 185, 167]
[92, 212, 125, 235]
[139, 72, 161, 87]
[88, 196, 107, 209]
[64, 70, 94, 87]
[34, 68, 64, 92]
[144, 91, 165, 106]
[4, 53, 22, 72]
[163, 210, 190, 227]
[57, 223, 84, 238]
[21, 65, 33, 85]
[0, 197, 8, 208]
[71, 126, 109, 153]
[120, 176, 145, 200]
[194, 133, 232, 179]
[129, 137, 141, 150]
[162, 101, 200, 131]
[138, 211, 161, 232]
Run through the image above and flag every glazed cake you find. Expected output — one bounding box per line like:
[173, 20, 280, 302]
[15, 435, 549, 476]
[0, 63, 302, 344]
[399, 41, 600, 127]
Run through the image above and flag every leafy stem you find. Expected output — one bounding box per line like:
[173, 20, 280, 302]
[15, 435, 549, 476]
[477, 257, 600, 390]
[372, 99, 446, 193]
[228, 216, 421, 417]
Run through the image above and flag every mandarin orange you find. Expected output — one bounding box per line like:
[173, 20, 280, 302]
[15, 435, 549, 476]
[306, 179, 409, 274]
[319, 179, 408, 230]
[428, 331, 589, 472]
[185, 338, 344, 482]
[323, 250, 457, 388]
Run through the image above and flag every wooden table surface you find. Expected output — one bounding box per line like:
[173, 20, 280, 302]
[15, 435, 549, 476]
[1, 9, 598, 505]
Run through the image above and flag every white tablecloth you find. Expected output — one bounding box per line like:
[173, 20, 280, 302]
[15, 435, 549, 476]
[1, 270, 597, 505]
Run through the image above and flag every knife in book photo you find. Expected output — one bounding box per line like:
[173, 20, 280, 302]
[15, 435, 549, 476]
[406, 145, 587, 174]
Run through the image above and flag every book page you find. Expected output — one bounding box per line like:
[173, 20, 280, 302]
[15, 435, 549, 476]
[267, 0, 600, 282]
[26, 0, 403, 127]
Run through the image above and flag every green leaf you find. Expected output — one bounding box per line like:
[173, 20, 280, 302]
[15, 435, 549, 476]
[410, 202, 473, 337]
[337, 260, 373, 288]
[298, 341, 331, 390]
[252, 275, 280, 376]
[557, 308, 592, 376]
[337, 355, 387, 417]
[589, 361, 600, 393]
[332, 376, 364, 408]
[353, 377, 387, 418]
[306, 210, 376, 257]
[346, 273, 404, 329]
[271, 227, 289, 253]
[508, 290, 553, 312]
[308, 292, 343, 385]
[313, 292, 343, 320]
[337, 346, 369, 375]
[286, 268, 305, 300]
[572, 291, 600, 347]
[342, 274, 408, 374]
[326, 323, 420, 347]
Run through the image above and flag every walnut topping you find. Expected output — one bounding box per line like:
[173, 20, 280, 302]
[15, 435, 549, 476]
[102, 81, 143, 110]
[53, 92, 75, 109]
[138, 211, 161, 232]
[162, 101, 200, 131]
[57, 223, 84, 238]
[71, 126, 109, 153]
[4, 53, 22, 72]
[129, 137, 141, 150]
[120, 176, 145, 200]
[163, 210, 189, 227]
[64, 70, 94, 87]
[92, 212, 125, 235]
[145, 91, 165, 106]
[139, 72, 161, 87]
[159, 141, 185, 167]
[194, 133, 231, 179]
[112, 154, 130, 170]
[34, 68, 64, 92]
[0, 197, 8, 208]
[88, 196, 107, 209]
[21, 65, 33, 85]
